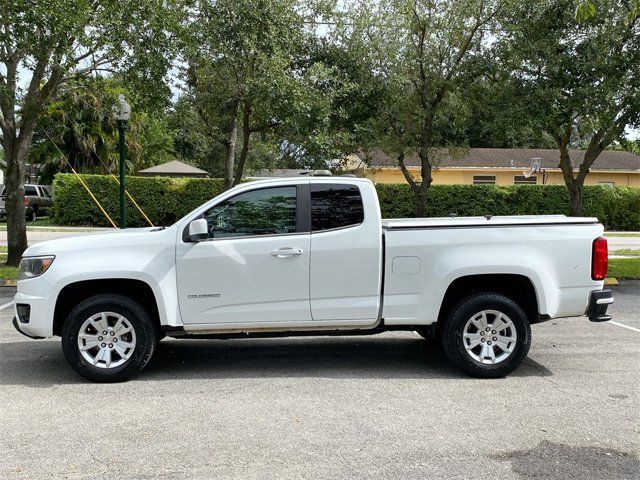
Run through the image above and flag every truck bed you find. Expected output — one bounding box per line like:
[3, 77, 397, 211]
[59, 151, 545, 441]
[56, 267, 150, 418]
[382, 215, 599, 230]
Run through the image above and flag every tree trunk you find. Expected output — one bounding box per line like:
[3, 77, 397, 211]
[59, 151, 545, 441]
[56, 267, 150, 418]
[568, 182, 584, 217]
[397, 151, 432, 217]
[3, 136, 29, 266]
[233, 104, 252, 187]
[415, 187, 428, 217]
[416, 148, 433, 218]
[556, 137, 585, 217]
[223, 102, 239, 191]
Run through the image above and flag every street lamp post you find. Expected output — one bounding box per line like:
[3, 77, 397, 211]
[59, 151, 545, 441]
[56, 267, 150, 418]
[112, 94, 131, 229]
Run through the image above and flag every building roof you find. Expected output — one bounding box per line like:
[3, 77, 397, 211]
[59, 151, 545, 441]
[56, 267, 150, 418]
[138, 160, 209, 176]
[356, 148, 640, 171]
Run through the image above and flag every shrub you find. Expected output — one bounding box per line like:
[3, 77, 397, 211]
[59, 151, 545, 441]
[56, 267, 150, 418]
[53, 174, 225, 227]
[375, 184, 639, 230]
[53, 173, 640, 230]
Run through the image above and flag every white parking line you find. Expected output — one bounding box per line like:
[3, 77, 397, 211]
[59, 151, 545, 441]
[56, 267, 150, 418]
[0, 300, 14, 311]
[608, 321, 640, 333]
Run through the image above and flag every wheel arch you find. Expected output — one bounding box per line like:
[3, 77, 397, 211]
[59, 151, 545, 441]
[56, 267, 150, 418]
[53, 278, 161, 336]
[437, 273, 542, 326]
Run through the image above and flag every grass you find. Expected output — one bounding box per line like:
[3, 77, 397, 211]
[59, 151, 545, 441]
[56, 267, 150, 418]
[612, 249, 640, 257]
[0, 216, 57, 227]
[605, 232, 640, 237]
[608, 257, 640, 280]
[0, 266, 18, 281]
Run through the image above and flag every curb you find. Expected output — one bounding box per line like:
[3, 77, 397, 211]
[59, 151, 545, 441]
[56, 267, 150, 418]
[604, 278, 619, 286]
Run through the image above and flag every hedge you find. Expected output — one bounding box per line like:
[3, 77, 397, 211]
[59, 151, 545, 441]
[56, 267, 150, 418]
[53, 173, 640, 230]
[53, 174, 226, 227]
[376, 184, 640, 230]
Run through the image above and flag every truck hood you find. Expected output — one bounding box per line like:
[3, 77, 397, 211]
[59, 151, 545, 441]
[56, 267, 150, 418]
[23, 227, 173, 257]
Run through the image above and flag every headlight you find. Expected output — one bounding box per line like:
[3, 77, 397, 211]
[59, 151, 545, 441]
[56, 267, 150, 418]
[19, 256, 55, 280]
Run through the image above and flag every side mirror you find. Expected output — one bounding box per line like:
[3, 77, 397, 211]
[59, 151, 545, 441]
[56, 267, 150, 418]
[188, 218, 208, 242]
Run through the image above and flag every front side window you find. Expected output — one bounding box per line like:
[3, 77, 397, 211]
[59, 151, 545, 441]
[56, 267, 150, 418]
[311, 184, 364, 231]
[203, 186, 297, 239]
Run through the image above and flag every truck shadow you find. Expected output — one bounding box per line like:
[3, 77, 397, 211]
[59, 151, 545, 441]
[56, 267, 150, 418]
[0, 333, 552, 386]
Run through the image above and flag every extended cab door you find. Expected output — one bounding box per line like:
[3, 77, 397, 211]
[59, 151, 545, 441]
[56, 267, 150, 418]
[176, 184, 312, 325]
[309, 181, 383, 322]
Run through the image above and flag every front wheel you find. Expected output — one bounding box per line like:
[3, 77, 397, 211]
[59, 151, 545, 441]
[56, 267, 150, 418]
[61, 294, 157, 382]
[442, 293, 531, 378]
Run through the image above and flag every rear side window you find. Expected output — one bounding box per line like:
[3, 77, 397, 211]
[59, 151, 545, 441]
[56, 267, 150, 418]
[311, 184, 364, 231]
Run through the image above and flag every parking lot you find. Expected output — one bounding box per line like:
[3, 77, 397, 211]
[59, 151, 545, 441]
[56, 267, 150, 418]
[1, 282, 638, 479]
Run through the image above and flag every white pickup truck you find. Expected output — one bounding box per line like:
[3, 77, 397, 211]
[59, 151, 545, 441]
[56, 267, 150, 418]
[13, 177, 613, 382]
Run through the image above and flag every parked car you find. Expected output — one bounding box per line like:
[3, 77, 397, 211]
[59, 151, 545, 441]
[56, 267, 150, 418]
[12, 177, 613, 382]
[0, 184, 53, 221]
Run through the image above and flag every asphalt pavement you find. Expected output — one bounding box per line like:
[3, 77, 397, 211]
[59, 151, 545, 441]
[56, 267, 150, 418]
[0, 282, 638, 479]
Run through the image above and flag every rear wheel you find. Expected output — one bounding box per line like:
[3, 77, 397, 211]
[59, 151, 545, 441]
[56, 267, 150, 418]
[442, 293, 531, 378]
[61, 294, 157, 382]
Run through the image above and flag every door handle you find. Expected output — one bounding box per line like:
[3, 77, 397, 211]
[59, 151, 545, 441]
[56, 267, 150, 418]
[271, 248, 303, 257]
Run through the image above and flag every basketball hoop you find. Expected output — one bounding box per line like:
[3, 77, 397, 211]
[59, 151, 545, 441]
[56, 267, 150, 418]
[523, 157, 542, 178]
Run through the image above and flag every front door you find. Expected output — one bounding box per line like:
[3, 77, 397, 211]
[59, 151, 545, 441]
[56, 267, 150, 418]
[176, 185, 311, 325]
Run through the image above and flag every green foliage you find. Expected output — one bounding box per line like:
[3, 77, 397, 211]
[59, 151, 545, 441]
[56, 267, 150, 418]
[54, 173, 640, 231]
[30, 79, 176, 178]
[53, 174, 225, 227]
[376, 184, 640, 230]
[575, 0, 640, 24]
[167, 96, 226, 176]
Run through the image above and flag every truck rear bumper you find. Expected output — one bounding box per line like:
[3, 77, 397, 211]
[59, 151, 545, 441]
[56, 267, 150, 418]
[587, 289, 613, 322]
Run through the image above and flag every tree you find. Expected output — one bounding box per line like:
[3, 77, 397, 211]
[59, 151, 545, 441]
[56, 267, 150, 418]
[183, 0, 312, 189]
[343, 0, 502, 216]
[30, 80, 175, 178]
[498, 0, 640, 215]
[0, 0, 177, 265]
[167, 96, 227, 176]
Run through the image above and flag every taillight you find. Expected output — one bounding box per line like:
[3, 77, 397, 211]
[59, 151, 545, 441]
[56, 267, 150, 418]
[591, 236, 608, 281]
[23, 198, 29, 206]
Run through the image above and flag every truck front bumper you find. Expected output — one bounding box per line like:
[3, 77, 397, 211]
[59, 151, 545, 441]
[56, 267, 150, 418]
[12, 316, 45, 339]
[587, 289, 613, 322]
[12, 290, 54, 338]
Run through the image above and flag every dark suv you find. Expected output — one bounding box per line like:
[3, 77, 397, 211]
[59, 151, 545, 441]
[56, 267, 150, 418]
[0, 184, 53, 221]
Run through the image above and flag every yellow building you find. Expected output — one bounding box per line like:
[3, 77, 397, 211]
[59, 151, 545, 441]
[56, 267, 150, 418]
[346, 148, 640, 187]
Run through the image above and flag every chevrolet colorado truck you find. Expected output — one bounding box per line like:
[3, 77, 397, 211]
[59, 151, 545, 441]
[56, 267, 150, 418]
[13, 177, 613, 382]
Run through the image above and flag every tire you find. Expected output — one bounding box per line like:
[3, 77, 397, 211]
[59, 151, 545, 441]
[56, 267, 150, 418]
[441, 293, 531, 378]
[61, 294, 157, 382]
